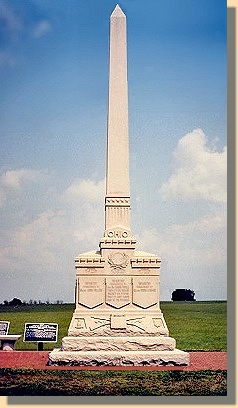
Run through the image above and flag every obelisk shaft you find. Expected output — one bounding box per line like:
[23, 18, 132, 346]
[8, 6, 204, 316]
[105, 4, 130, 232]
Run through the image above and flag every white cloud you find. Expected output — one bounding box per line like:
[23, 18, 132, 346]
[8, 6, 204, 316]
[0, 166, 226, 302]
[0, 210, 61, 269]
[138, 211, 226, 300]
[33, 20, 52, 38]
[0, 175, 105, 302]
[0, 1, 22, 32]
[0, 207, 76, 303]
[64, 178, 105, 246]
[0, 189, 6, 207]
[160, 129, 227, 203]
[64, 178, 105, 202]
[1, 168, 44, 190]
[0, 1, 22, 71]
[0, 3, 52, 72]
[0, 168, 50, 212]
[139, 212, 226, 266]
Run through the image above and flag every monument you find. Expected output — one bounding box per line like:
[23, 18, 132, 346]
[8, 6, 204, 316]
[49, 5, 189, 366]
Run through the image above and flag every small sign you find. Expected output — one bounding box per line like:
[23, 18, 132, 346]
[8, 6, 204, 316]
[23, 323, 58, 342]
[0, 321, 10, 335]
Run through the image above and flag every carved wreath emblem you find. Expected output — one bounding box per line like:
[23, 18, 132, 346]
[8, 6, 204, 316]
[108, 252, 129, 270]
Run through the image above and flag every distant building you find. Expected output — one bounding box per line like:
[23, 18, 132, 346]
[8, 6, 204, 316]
[171, 289, 196, 301]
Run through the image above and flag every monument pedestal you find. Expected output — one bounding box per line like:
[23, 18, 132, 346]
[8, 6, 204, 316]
[49, 247, 189, 366]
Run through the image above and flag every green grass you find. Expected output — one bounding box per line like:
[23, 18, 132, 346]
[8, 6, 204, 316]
[161, 301, 227, 351]
[0, 301, 227, 351]
[0, 368, 227, 396]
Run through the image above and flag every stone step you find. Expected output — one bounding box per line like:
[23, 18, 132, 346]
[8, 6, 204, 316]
[62, 335, 176, 351]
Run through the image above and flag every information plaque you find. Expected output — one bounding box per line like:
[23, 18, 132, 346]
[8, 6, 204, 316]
[24, 323, 58, 342]
[0, 321, 10, 335]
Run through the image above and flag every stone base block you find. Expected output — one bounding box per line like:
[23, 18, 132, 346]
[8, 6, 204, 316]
[62, 335, 176, 351]
[48, 348, 189, 366]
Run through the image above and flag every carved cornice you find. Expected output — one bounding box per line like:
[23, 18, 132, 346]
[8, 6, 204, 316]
[75, 257, 105, 268]
[131, 257, 161, 268]
[100, 237, 136, 249]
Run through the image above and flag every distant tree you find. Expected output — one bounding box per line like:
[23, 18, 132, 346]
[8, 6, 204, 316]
[9, 297, 22, 306]
[171, 289, 196, 301]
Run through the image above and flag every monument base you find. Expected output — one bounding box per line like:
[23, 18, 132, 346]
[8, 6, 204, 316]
[48, 334, 189, 366]
[48, 347, 189, 366]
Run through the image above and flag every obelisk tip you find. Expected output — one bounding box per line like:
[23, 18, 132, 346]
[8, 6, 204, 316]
[111, 4, 125, 18]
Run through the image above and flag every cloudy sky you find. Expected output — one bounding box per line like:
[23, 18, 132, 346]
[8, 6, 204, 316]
[0, 0, 227, 303]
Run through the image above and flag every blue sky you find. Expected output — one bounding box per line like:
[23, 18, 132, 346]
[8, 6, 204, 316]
[0, 0, 227, 302]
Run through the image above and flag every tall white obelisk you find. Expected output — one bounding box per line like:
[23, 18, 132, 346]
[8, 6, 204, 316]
[49, 5, 189, 366]
[107, 4, 129, 198]
[105, 4, 131, 234]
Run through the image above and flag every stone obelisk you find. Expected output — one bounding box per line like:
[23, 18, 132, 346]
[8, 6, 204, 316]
[49, 5, 189, 366]
[107, 4, 129, 200]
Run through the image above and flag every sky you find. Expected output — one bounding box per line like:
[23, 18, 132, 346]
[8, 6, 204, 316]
[0, 0, 227, 303]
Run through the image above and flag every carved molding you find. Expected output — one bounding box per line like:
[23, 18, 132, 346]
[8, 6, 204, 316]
[105, 197, 130, 206]
[131, 257, 161, 268]
[75, 257, 105, 267]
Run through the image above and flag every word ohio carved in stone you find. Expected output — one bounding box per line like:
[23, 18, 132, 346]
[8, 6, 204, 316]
[106, 230, 129, 238]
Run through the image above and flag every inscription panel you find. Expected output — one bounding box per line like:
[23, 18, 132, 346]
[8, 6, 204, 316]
[78, 276, 104, 308]
[85, 268, 98, 274]
[131, 267, 160, 275]
[133, 268, 159, 275]
[132, 276, 158, 308]
[106, 277, 131, 308]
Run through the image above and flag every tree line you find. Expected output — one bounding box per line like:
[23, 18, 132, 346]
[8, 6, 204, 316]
[1, 298, 64, 306]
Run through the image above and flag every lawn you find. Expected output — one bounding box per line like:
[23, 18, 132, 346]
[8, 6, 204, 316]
[0, 301, 227, 351]
[161, 301, 227, 351]
[0, 368, 227, 396]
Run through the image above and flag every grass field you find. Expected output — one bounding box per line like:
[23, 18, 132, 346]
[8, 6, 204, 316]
[0, 301, 227, 351]
[0, 368, 227, 396]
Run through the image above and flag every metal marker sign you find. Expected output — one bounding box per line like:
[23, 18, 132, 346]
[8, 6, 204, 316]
[23, 323, 58, 342]
[0, 321, 10, 335]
